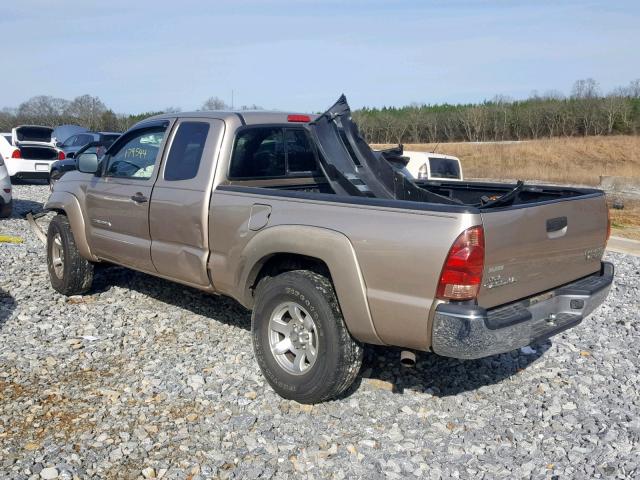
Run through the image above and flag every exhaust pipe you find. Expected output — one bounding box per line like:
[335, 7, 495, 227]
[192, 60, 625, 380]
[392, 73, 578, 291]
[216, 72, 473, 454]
[400, 350, 416, 367]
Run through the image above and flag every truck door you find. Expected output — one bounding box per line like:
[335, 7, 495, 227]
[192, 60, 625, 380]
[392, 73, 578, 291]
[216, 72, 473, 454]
[84, 121, 173, 272]
[149, 118, 225, 287]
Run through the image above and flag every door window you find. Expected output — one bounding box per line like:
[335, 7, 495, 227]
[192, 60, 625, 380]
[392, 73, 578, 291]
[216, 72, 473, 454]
[105, 127, 167, 179]
[164, 122, 210, 181]
[77, 134, 94, 145]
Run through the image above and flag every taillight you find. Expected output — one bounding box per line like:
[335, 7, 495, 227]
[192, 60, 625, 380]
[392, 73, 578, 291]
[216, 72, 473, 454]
[287, 114, 311, 122]
[436, 225, 485, 301]
[11, 149, 21, 159]
[58, 150, 66, 160]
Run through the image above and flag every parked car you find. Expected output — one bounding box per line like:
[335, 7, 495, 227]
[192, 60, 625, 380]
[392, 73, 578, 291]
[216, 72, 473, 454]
[1, 126, 65, 180]
[52, 124, 89, 146]
[57, 131, 120, 158]
[403, 151, 464, 181]
[0, 155, 12, 217]
[49, 142, 108, 190]
[43, 96, 613, 403]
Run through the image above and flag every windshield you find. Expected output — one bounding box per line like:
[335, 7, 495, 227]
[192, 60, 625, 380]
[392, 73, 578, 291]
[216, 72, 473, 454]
[429, 157, 460, 179]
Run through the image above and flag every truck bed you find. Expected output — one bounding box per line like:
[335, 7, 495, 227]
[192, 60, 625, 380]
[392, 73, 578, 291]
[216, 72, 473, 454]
[219, 178, 608, 311]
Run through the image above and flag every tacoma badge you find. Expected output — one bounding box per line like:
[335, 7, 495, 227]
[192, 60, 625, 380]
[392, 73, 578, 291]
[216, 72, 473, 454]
[483, 274, 517, 289]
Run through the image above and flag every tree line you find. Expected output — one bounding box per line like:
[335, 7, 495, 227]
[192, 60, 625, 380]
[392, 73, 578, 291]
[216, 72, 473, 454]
[0, 95, 260, 134]
[353, 79, 640, 144]
[1, 79, 639, 143]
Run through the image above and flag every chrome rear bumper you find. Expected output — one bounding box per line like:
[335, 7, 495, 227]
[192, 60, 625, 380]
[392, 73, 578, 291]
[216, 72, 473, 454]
[431, 262, 614, 359]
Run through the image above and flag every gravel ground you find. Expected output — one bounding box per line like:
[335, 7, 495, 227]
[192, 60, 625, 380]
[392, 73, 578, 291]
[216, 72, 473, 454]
[1, 183, 639, 479]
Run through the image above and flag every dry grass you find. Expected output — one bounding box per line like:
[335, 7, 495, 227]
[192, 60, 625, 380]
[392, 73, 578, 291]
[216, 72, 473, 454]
[373, 135, 640, 186]
[608, 197, 640, 240]
[373, 135, 640, 236]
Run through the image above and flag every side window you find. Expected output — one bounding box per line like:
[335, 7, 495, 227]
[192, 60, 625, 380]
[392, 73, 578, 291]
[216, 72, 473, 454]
[78, 134, 93, 145]
[164, 122, 210, 181]
[229, 128, 285, 179]
[105, 127, 167, 180]
[62, 135, 76, 147]
[285, 129, 317, 172]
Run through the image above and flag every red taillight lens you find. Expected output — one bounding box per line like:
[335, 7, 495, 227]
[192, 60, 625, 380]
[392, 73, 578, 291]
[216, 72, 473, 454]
[436, 225, 485, 301]
[58, 150, 66, 160]
[11, 149, 21, 159]
[287, 114, 311, 122]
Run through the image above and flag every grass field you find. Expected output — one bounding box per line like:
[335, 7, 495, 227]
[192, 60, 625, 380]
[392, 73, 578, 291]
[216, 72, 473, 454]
[373, 135, 640, 239]
[373, 135, 640, 186]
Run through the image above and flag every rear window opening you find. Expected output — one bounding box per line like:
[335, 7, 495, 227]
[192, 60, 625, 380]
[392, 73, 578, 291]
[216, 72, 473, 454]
[229, 126, 320, 180]
[15, 126, 53, 143]
[428, 157, 461, 179]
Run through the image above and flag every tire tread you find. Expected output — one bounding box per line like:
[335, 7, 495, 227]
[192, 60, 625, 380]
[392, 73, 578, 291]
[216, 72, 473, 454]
[252, 269, 363, 403]
[47, 214, 93, 295]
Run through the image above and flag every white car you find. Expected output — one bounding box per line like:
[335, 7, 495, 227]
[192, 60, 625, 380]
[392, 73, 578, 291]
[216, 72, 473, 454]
[1, 126, 65, 180]
[0, 156, 12, 217]
[403, 151, 463, 181]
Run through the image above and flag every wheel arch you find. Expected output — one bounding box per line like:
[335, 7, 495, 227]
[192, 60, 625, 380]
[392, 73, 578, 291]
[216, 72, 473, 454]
[45, 191, 97, 261]
[237, 225, 383, 345]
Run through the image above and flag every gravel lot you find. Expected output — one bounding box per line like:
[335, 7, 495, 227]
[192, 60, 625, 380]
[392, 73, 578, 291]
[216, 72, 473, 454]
[1, 183, 639, 479]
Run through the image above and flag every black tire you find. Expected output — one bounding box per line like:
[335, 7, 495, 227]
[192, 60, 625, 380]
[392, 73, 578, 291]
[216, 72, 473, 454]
[0, 200, 11, 218]
[252, 270, 363, 404]
[47, 214, 93, 295]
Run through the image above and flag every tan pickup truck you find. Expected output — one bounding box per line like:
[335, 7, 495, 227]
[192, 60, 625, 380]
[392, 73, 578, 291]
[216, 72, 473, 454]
[44, 96, 613, 403]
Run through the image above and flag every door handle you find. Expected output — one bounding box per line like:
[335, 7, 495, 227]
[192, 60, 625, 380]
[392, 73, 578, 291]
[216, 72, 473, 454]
[130, 193, 148, 204]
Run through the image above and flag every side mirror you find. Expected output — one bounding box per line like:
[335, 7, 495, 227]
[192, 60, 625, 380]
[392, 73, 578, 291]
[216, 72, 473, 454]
[76, 152, 99, 174]
[67, 152, 75, 159]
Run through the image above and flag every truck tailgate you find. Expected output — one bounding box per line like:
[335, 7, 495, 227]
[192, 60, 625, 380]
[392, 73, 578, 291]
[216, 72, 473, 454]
[478, 193, 608, 309]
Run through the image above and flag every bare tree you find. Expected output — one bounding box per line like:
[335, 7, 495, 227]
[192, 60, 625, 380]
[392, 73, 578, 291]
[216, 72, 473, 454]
[459, 106, 486, 142]
[64, 95, 107, 130]
[17, 95, 69, 125]
[200, 97, 228, 111]
[571, 78, 601, 99]
[625, 79, 640, 98]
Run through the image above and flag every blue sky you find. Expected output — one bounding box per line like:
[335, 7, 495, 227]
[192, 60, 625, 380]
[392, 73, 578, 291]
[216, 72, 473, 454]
[3, 0, 639, 113]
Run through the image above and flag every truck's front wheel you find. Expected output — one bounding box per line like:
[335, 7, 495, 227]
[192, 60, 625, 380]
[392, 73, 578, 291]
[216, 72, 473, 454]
[252, 270, 363, 404]
[47, 214, 94, 295]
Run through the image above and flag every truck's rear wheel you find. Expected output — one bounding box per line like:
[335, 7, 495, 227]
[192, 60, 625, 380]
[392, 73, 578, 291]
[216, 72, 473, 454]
[47, 214, 94, 295]
[252, 270, 363, 404]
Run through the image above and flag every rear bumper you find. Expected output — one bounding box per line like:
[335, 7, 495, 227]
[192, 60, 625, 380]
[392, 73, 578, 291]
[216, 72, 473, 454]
[431, 262, 614, 359]
[5, 158, 55, 178]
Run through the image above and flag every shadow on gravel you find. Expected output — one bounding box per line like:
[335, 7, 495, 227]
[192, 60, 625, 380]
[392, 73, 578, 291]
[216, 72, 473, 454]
[91, 266, 252, 330]
[0, 288, 16, 328]
[348, 341, 551, 398]
[9, 178, 48, 186]
[89, 265, 551, 399]
[10, 198, 45, 217]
